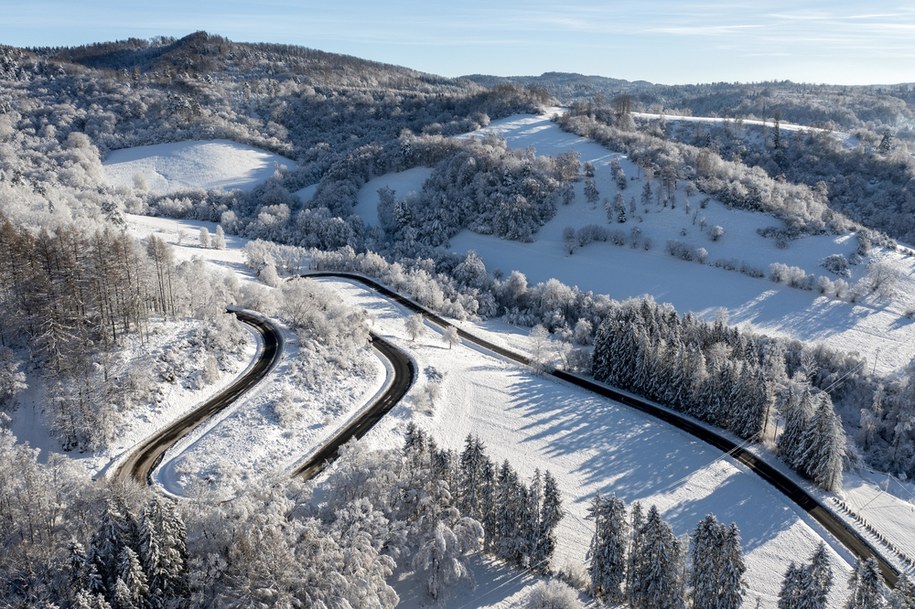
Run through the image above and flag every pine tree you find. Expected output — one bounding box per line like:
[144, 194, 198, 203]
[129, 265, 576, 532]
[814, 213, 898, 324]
[631, 505, 684, 609]
[480, 458, 498, 550]
[535, 471, 563, 571]
[778, 387, 815, 468]
[139, 497, 189, 608]
[845, 558, 886, 609]
[690, 515, 724, 609]
[626, 502, 645, 607]
[525, 470, 543, 568]
[587, 494, 628, 603]
[778, 562, 804, 609]
[807, 543, 834, 609]
[74, 589, 113, 609]
[459, 435, 485, 520]
[888, 573, 915, 609]
[117, 547, 149, 609]
[89, 501, 134, 595]
[69, 540, 90, 599]
[797, 393, 846, 491]
[719, 523, 747, 609]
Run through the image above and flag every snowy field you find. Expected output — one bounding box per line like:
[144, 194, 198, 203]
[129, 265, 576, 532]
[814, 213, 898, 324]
[153, 327, 387, 499]
[351, 112, 915, 375]
[104, 140, 295, 194]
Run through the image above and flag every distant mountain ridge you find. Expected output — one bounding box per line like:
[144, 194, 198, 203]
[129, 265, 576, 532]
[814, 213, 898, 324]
[462, 71, 915, 134]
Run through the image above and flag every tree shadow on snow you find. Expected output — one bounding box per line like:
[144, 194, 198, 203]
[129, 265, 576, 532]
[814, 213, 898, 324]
[506, 374, 701, 499]
[503, 374, 797, 548]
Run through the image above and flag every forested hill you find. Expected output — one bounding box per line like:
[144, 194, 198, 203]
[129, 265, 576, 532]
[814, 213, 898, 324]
[31, 31, 467, 92]
[0, 32, 548, 209]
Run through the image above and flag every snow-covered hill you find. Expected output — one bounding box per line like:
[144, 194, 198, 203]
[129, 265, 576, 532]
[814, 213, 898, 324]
[351, 112, 915, 375]
[104, 139, 295, 194]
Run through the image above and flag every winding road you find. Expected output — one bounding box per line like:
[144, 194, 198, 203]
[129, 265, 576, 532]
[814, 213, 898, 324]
[113, 310, 283, 485]
[291, 334, 416, 479]
[305, 271, 901, 587]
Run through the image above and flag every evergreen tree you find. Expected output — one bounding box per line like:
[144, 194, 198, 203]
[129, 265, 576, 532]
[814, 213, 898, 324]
[117, 547, 149, 609]
[778, 562, 805, 609]
[587, 494, 628, 603]
[459, 435, 486, 520]
[139, 497, 189, 608]
[631, 505, 684, 609]
[797, 393, 846, 491]
[525, 470, 543, 568]
[719, 524, 747, 609]
[807, 543, 834, 609]
[74, 589, 113, 609]
[88, 501, 134, 596]
[467, 457, 490, 543]
[888, 573, 915, 609]
[535, 471, 563, 571]
[690, 515, 724, 609]
[626, 502, 645, 607]
[845, 558, 886, 609]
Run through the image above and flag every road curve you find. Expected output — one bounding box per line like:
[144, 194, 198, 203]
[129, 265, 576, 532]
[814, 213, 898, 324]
[291, 334, 416, 480]
[305, 271, 900, 587]
[113, 310, 282, 486]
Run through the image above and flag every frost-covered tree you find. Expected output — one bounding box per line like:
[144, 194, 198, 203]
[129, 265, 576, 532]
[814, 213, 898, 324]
[535, 471, 563, 571]
[526, 579, 585, 609]
[584, 178, 599, 206]
[406, 313, 425, 341]
[412, 518, 483, 600]
[443, 325, 460, 350]
[611, 158, 627, 190]
[630, 505, 684, 609]
[888, 573, 915, 609]
[213, 225, 226, 249]
[117, 547, 149, 609]
[586, 494, 628, 603]
[845, 558, 886, 609]
[0, 347, 26, 414]
[198, 226, 210, 249]
[777, 543, 834, 609]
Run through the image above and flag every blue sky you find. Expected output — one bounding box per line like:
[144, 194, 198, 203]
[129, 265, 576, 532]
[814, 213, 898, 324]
[2, 0, 913, 85]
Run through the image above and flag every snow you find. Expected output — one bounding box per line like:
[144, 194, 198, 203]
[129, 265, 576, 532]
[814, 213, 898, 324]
[444, 112, 915, 374]
[12, 317, 257, 478]
[314, 276, 858, 608]
[71, 124, 914, 606]
[111, 209, 913, 607]
[103, 139, 295, 194]
[153, 323, 387, 499]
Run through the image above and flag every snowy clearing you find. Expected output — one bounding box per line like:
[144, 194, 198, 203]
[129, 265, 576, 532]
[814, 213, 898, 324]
[104, 139, 295, 194]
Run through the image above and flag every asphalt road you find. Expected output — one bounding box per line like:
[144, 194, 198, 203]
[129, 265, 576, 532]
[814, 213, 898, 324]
[290, 334, 416, 480]
[305, 270, 900, 587]
[112, 310, 282, 486]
